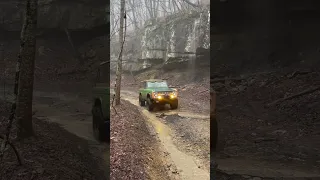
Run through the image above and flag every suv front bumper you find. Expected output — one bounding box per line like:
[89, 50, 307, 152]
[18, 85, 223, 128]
[152, 96, 178, 105]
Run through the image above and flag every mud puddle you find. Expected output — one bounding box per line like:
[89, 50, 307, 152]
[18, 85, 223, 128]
[118, 91, 210, 180]
[35, 94, 110, 178]
[35, 104, 95, 141]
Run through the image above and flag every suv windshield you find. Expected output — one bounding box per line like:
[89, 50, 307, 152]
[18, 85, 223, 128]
[147, 81, 168, 88]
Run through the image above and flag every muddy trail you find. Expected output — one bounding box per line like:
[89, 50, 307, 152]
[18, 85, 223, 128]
[0, 86, 109, 179]
[111, 89, 210, 180]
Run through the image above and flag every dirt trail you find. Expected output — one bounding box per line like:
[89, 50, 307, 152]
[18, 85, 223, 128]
[117, 89, 320, 179]
[115, 89, 210, 180]
[0, 88, 110, 178]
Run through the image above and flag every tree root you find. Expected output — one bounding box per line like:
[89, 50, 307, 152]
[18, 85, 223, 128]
[215, 167, 265, 179]
[0, 135, 22, 165]
[287, 70, 312, 79]
[211, 78, 245, 84]
[266, 86, 320, 107]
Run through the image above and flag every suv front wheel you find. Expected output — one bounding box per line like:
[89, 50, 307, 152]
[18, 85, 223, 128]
[146, 97, 154, 111]
[92, 105, 105, 142]
[170, 99, 178, 110]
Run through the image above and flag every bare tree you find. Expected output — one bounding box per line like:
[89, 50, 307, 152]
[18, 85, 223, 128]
[127, 0, 139, 30]
[115, 0, 126, 105]
[16, 0, 38, 138]
[56, 4, 82, 63]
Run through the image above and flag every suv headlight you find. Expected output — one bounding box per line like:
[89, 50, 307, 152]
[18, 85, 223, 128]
[170, 91, 178, 98]
[152, 92, 158, 98]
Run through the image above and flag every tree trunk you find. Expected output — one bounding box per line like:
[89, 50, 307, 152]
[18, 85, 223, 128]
[115, 0, 125, 105]
[16, 0, 38, 138]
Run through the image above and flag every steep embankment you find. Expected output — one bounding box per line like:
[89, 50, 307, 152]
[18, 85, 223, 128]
[212, 1, 320, 179]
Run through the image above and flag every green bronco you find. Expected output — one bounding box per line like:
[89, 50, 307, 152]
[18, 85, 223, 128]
[139, 79, 178, 111]
[91, 61, 110, 142]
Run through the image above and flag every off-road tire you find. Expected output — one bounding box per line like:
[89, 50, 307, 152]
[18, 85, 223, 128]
[158, 105, 165, 111]
[170, 99, 178, 110]
[92, 106, 105, 142]
[139, 94, 145, 106]
[146, 97, 154, 111]
[211, 117, 218, 151]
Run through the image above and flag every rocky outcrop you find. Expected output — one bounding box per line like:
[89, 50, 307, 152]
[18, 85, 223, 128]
[141, 8, 210, 60]
[110, 7, 210, 73]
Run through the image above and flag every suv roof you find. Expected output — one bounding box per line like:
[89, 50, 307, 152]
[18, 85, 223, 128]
[142, 79, 165, 82]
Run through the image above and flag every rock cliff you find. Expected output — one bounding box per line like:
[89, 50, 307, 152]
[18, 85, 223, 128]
[110, 7, 210, 72]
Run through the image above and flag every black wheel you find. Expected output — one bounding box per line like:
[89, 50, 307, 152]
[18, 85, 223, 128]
[92, 106, 105, 142]
[211, 117, 218, 151]
[158, 105, 165, 111]
[139, 94, 145, 106]
[170, 99, 178, 110]
[146, 97, 154, 111]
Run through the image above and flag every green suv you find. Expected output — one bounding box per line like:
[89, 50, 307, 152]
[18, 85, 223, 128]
[91, 61, 110, 142]
[139, 79, 178, 111]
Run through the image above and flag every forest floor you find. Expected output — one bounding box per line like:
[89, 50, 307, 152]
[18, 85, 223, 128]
[213, 68, 320, 179]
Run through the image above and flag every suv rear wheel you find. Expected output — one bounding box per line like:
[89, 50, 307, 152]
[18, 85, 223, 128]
[139, 94, 145, 106]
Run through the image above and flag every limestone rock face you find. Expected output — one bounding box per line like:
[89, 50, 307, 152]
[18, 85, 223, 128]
[110, 7, 210, 72]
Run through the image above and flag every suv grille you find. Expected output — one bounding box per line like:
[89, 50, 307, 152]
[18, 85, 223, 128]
[158, 91, 171, 95]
